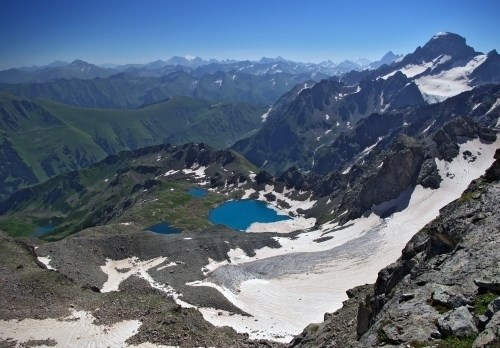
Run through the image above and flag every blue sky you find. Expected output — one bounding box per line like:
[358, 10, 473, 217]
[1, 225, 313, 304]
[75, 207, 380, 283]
[1, 0, 499, 69]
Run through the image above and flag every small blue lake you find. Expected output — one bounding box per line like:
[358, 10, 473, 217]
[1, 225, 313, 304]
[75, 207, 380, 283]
[188, 187, 207, 198]
[209, 199, 291, 231]
[145, 222, 181, 235]
[33, 224, 55, 236]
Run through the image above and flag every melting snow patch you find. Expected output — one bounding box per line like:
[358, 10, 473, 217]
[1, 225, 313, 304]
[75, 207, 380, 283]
[261, 106, 273, 122]
[298, 83, 313, 94]
[0, 310, 155, 348]
[486, 98, 500, 115]
[163, 169, 179, 177]
[100, 257, 176, 293]
[182, 165, 206, 179]
[38, 256, 56, 271]
[341, 165, 352, 174]
[472, 103, 482, 111]
[361, 137, 383, 156]
[422, 120, 436, 134]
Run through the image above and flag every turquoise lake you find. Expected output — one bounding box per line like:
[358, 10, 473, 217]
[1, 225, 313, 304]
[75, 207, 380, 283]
[209, 199, 291, 231]
[145, 222, 181, 235]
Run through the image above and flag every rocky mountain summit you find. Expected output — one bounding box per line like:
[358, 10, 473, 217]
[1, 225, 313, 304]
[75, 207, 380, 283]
[291, 149, 500, 347]
[233, 33, 500, 175]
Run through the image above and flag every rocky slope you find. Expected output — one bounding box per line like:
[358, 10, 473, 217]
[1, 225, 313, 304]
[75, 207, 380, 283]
[242, 84, 500, 226]
[0, 229, 280, 347]
[291, 149, 500, 347]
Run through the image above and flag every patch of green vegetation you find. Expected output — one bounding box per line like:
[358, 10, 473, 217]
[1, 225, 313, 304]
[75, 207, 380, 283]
[459, 189, 481, 203]
[437, 336, 476, 348]
[475, 292, 498, 315]
[308, 324, 320, 334]
[377, 320, 392, 345]
[122, 181, 226, 232]
[0, 217, 36, 237]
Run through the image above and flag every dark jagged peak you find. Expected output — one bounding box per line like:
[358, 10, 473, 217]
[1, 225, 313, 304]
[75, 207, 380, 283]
[398, 32, 478, 68]
[370, 51, 403, 69]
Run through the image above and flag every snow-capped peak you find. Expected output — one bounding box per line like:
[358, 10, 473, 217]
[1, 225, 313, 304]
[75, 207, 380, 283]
[432, 31, 452, 39]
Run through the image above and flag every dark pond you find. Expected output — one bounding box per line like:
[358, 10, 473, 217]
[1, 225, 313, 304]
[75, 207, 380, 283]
[34, 224, 55, 236]
[145, 222, 181, 235]
[188, 187, 207, 198]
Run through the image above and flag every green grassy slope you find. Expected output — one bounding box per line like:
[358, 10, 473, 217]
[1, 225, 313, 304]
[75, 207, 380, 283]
[0, 93, 265, 199]
[0, 143, 256, 239]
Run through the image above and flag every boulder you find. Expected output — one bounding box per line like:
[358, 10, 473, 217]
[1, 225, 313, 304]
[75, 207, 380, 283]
[431, 284, 468, 309]
[438, 306, 478, 338]
[474, 277, 500, 293]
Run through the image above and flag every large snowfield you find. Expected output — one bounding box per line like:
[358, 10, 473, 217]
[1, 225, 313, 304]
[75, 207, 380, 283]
[190, 137, 500, 342]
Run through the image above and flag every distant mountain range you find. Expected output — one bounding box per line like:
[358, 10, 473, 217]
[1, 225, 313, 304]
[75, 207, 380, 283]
[232, 32, 500, 174]
[0, 53, 402, 84]
[0, 70, 325, 108]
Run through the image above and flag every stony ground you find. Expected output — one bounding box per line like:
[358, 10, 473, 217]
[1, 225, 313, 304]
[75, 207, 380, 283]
[0, 228, 283, 347]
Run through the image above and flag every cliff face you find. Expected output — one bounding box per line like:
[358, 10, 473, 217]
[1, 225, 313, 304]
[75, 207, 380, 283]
[291, 149, 500, 347]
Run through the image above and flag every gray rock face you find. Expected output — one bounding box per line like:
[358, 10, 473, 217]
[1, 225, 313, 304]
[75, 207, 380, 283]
[438, 306, 478, 338]
[431, 284, 469, 309]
